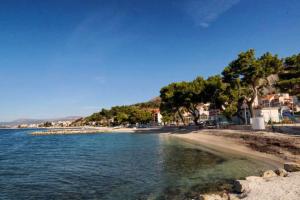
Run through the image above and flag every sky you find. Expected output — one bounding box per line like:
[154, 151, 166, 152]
[0, 0, 300, 121]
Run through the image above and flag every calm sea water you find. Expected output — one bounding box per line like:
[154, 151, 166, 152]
[0, 129, 272, 200]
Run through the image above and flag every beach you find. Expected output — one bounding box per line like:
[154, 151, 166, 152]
[172, 129, 300, 164]
[171, 129, 300, 200]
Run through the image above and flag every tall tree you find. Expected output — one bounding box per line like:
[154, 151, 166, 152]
[277, 53, 300, 98]
[202, 75, 239, 119]
[160, 82, 187, 125]
[222, 49, 283, 117]
[181, 77, 206, 125]
[160, 77, 206, 125]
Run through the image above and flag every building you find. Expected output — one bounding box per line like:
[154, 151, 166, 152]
[254, 107, 281, 123]
[151, 109, 162, 124]
[292, 96, 300, 112]
[253, 93, 299, 123]
[259, 93, 293, 108]
[209, 109, 221, 120]
[198, 104, 210, 121]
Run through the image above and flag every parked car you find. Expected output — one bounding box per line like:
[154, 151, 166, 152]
[198, 121, 206, 129]
[138, 124, 149, 128]
[205, 120, 219, 129]
[189, 122, 195, 126]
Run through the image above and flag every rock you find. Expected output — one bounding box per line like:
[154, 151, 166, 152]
[199, 194, 226, 200]
[200, 193, 241, 200]
[245, 176, 262, 181]
[233, 180, 250, 193]
[262, 170, 277, 178]
[229, 194, 241, 200]
[284, 162, 300, 172]
[274, 168, 288, 177]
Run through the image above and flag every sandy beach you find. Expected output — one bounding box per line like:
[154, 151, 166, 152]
[170, 129, 300, 200]
[172, 131, 284, 167]
[171, 129, 300, 162]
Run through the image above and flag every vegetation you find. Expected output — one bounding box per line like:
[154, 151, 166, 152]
[79, 49, 297, 126]
[74, 99, 160, 126]
[160, 49, 295, 124]
[277, 53, 300, 98]
[222, 49, 283, 117]
[41, 121, 52, 127]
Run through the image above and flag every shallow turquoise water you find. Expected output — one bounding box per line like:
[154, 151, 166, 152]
[0, 129, 272, 200]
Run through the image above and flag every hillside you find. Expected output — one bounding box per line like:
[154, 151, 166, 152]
[71, 97, 161, 126]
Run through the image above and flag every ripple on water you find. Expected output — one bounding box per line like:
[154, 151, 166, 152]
[0, 129, 273, 200]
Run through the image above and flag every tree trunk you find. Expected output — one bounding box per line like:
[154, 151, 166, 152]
[189, 106, 200, 125]
[236, 110, 245, 124]
[248, 84, 258, 118]
[193, 114, 199, 125]
[192, 110, 200, 125]
[177, 108, 186, 125]
[193, 118, 199, 125]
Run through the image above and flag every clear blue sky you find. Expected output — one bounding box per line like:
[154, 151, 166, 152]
[1, 0, 300, 121]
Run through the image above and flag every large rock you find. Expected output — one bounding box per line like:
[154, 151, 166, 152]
[245, 176, 262, 181]
[233, 180, 250, 193]
[200, 192, 240, 200]
[228, 194, 240, 200]
[262, 170, 277, 178]
[284, 162, 300, 172]
[199, 194, 225, 200]
[274, 168, 288, 177]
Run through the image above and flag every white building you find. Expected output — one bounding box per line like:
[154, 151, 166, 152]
[255, 107, 280, 123]
[151, 109, 163, 124]
[259, 93, 293, 108]
[293, 96, 300, 112]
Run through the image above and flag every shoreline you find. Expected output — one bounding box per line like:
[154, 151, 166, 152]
[30, 127, 300, 164]
[172, 129, 300, 164]
[169, 129, 300, 200]
[23, 127, 300, 199]
[171, 131, 284, 168]
[29, 126, 178, 135]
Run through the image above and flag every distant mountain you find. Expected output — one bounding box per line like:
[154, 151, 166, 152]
[0, 116, 82, 126]
[133, 97, 161, 109]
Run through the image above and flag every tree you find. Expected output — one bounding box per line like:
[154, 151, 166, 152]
[184, 77, 206, 125]
[222, 49, 283, 117]
[115, 112, 128, 125]
[43, 121, 52, 127]
[201, 75, 239, 119]
[160, 82, 187, 125]
[277, 53, 300, 98]
[160, 77, 206, 125]
[128, 107, 152, 124]
[160, 111, 174, 125]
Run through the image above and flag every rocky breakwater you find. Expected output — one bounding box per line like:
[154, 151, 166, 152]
[200, 162, 300, 200]
[31, 129, 109, 135]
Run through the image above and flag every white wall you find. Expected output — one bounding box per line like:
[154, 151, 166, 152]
[259, 108, 280, 123]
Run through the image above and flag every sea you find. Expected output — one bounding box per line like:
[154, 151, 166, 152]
[0, 129, 273, 200]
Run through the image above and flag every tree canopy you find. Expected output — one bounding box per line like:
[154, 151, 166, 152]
[222, 49, 283, 117]
[277, 53, 300, 98]
[81, 102, 156, 126]
[79, 49, 297, 127]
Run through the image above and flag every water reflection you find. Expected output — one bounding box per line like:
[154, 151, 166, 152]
[156, 135, 271, 199]
[0, 130, 273, 200]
